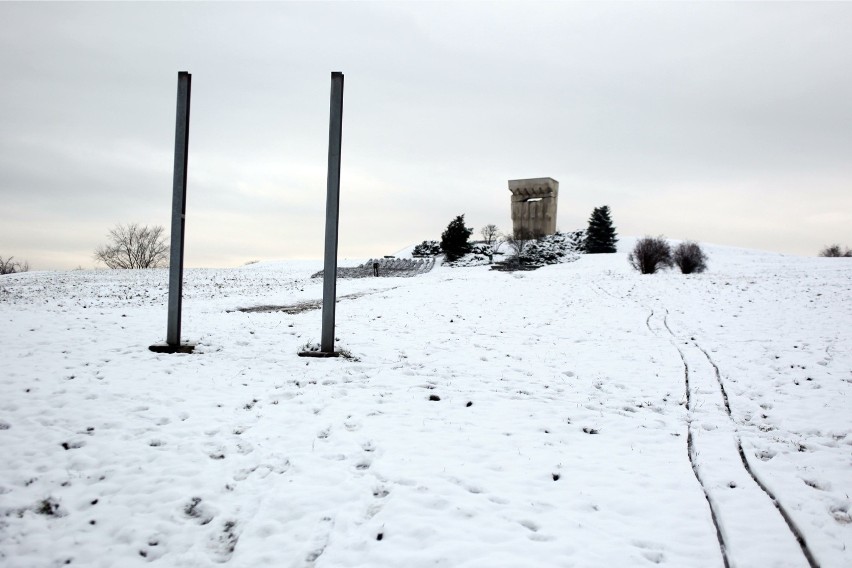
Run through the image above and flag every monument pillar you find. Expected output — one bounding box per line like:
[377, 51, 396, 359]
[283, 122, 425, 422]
[508, 177, 559, 236]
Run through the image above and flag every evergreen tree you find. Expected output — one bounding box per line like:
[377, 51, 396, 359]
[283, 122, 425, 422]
[584, 206, 618, 253]
[440, 214, 473, 261]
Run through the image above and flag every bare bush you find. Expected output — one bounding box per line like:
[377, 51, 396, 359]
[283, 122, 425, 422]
[819, 244, 852, 257]
[506, 228, 542, 265]
[94, 223, 169, 269]
[628, 236, 672, 274]
[480, 224, 500, 247]
[0, 256, 29, 275]
[673, 241, 708, 274]
[488, 235, 506, 263]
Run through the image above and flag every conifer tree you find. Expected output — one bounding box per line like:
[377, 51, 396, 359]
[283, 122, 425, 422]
[440, 214, 473, 261]
[584, 206, 618, 253]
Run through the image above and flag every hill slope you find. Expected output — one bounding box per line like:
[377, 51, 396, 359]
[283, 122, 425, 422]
[1, 244, 850, 567]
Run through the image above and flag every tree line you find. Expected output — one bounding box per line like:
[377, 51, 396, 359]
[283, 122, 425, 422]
[2, 214, 848, 274]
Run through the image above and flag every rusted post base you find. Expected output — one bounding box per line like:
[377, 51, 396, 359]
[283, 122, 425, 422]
[149, 342, 195, 354]
[297, 351, 340, 358]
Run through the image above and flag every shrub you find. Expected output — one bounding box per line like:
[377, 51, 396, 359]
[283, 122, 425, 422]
[0, 256, 29, 275]
[819, 244, 852, 257]
[506, 227, 541, 265]
[584, 206, 618, 253]
[673, 241, 708, 274]
[412, 240, 442, 257]
[440, 215, 473, 261]
[628, 236, 672, 274]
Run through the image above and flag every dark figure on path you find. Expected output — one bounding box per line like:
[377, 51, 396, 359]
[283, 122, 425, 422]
[373, 261, 379, 277]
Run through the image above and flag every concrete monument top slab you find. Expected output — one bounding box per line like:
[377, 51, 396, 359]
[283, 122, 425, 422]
[508, 177, 559, 198]
[508, 177, 559, 236]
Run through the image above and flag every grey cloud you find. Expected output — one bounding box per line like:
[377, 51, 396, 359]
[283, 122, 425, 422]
[1, 2, 851, 269]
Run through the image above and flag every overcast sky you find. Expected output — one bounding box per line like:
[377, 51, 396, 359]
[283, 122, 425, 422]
[2, 2, 851, 270]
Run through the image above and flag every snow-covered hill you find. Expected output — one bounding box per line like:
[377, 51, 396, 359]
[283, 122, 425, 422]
[1, 243, 850, 567]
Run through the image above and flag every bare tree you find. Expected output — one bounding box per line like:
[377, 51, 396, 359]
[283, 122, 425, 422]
[480, 224, 499, 247]
[628, 236, 672, 274]
[94, 223, 169, 269]
[819, 244, 852, 257]
[672, 241, 709, 274]
[488, 233, 506, 263]
[506, 228, 541, 266]
[0, 256, 29, 275]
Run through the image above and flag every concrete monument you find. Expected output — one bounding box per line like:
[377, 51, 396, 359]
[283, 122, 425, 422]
[508, 177, 559, 237]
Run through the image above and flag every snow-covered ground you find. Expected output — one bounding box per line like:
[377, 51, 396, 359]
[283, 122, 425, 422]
[1, 242, 850, 567]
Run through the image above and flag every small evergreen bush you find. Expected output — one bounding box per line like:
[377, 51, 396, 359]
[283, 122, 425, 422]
[412, 240, 442, 257]
[440, 215, 473, 261]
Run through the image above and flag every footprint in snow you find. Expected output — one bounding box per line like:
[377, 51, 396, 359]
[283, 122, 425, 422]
[184, 497, 215, 525]
[632, 540, 666, 564]
[641, 550, 665, 564]
[304, 516, 334, 564]
[830, 504, 851, 524]
[803, 478, 831, 491]
[205, 442, 227, 460]
[233, 464, 275, 482]
[208, 519, 239, 563]
[138, 535, 166, 562]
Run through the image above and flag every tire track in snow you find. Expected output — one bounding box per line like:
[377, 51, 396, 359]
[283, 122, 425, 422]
[695, 345, 819, 568]
[648, 308, 731, 568]
[678, 346, 732, 568]
[661, 310, 817, 568]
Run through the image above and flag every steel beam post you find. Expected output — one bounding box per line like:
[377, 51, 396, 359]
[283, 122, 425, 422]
[320, 72, 344, 353]
[166, 71, 191, 346]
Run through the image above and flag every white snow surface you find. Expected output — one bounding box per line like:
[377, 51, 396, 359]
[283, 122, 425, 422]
[1, 243, 850, 567]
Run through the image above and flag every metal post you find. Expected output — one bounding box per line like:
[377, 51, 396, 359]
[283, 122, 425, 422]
[166, 71, 191, 347]
[320, 72, 344, 354]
